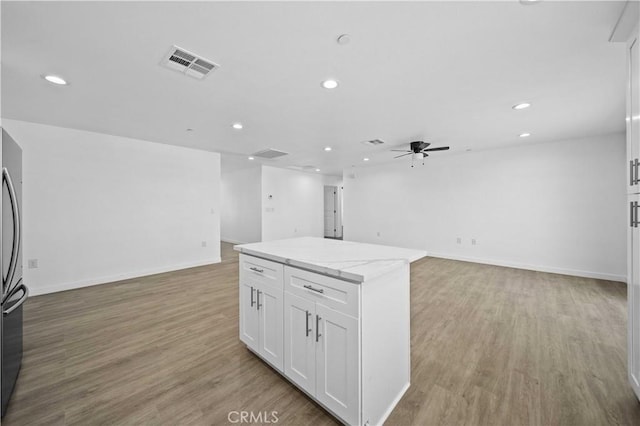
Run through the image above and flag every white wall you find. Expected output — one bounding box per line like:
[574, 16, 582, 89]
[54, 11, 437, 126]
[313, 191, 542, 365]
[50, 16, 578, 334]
[221, 166, 261, 244]
[261, 165, 324, 241]
[3, 119, 221, 295]
[344, 133, 627, 281]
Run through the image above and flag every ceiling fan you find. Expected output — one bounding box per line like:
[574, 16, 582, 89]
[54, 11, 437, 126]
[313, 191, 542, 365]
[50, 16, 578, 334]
[392, 141, 450, 167]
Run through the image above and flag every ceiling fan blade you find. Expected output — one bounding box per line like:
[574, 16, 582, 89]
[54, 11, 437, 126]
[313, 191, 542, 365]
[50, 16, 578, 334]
[418, 142, 431, 150]
[422, 146, 450, 152]
[394, 152, 413, 159]
[390, 149, 411, 152]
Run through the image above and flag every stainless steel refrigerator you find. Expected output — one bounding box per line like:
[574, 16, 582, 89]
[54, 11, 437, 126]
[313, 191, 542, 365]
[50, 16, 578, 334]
[1, 129, 28, 417]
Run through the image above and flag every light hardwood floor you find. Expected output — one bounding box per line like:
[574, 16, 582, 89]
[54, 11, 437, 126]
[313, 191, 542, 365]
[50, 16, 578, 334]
[3, 243, 640, 425]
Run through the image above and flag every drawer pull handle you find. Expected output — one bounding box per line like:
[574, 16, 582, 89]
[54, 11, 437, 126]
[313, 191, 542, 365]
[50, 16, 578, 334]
[250, 267, 264, 273]
[303, 284, 324, 294]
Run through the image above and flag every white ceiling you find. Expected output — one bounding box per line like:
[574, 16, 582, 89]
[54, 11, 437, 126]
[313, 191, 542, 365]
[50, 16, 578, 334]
[2, 1, 628, 176]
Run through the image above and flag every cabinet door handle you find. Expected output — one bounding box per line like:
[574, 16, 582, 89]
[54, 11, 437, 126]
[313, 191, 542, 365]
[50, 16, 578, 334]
[632, 160, 636, 186]
[257, 290, 262, 310]
[250, 267, 264, 274]
[303, 284, 324, 294]
[306, 310, 311, 337]
[635, 159, 639, 185]
[316, 315, 322, 342]
[635, 202, 639, 228]
[250, 286, 255, 307]
[631, 201, 635, 228]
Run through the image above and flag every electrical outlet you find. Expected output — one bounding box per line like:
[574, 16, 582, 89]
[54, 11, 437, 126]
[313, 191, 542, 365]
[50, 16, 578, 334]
[265, 207, 275, 213]
[201, 241, 207, 247]
[456, 237, 462, 244]
[471, 238, 477, 245]
[210, 208, 215, 214]
[294, 228, 298, 233]
[28, 259, 38, 269]
[377, 231, 381, 237]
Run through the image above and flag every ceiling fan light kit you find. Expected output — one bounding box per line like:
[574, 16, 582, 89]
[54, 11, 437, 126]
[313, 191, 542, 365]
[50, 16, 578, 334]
[391, 140, 450, 167]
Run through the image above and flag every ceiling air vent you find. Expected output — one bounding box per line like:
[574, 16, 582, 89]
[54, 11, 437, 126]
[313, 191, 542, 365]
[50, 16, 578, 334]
[360, 138, 385, 147]
[161, 45, 219, 80]
[252, 149, 289, 159]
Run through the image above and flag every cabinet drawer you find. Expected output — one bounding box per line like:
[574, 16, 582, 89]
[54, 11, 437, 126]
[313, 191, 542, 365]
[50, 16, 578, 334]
[284, 266, 360, 318]
[240, 254, 284, 290]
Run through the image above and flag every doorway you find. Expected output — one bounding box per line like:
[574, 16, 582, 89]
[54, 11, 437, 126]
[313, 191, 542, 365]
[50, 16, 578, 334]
[323, 185, 343, 239]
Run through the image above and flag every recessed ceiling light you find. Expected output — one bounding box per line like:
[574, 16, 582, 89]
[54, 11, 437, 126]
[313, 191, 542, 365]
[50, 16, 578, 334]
[363, 158, 370, 162]
[519, 133, 531, 138]
[232, 123, 243, 130]
[43, 75, 67, 85]
[322, 79, 339, 89]
[315, 168, 321, 172]
[248, 156, 255, 160]
[512, 102, 531, 110]
[324, 147, 332, 152]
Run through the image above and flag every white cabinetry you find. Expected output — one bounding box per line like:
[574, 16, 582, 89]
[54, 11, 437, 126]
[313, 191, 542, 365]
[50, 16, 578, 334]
[283, 267, 360, 425]
[239, 255, 284, 372]
[284, 292, 316, 394]
[238, 252, 412, 426]
[629, 194, 640, 399]
[624, 13, 640, 402]
[314, 303, 359, 425]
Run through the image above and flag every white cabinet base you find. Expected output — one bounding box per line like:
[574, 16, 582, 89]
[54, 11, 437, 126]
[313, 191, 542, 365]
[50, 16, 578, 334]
[239, 252, 412, 426]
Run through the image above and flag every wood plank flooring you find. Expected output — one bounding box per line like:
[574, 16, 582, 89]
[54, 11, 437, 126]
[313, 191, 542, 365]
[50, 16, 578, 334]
[3, 243, 639, 425]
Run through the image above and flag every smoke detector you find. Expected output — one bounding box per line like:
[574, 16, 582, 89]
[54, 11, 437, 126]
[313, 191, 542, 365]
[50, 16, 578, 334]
[160, 45, 219, 80]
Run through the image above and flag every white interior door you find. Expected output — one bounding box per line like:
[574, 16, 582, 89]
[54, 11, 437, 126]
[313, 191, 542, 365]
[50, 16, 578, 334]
[324, 186, 336, 238]
[258, 284, 284, 372]
[284, 292, 316, 396]
[239, 282, 260, 352]
[315, 303, 359, 425]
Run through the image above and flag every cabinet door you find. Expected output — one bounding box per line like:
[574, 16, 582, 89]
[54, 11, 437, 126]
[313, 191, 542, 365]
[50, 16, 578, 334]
[239, 282, 260, 352]
[629, 194, 640, 400]
[258, 284, 284, 372]
[284, 292, 316, 396]
[315, 304, 360, 426]
[628, 35, 640, 194]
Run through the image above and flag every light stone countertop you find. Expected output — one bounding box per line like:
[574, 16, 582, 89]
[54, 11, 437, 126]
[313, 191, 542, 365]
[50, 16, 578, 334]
[234, 237, 427, 283]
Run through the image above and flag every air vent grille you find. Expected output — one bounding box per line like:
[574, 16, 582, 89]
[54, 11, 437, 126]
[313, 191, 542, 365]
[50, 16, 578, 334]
[252, 149, 289, 159]
[161, 45, 219, 80]
[360, 138, 385, 147]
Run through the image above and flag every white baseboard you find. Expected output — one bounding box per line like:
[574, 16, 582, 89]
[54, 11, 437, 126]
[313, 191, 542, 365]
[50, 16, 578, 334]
[221, 237, 248, 245]
[427, 252, 626, 283]
[29, 257, 222, 296]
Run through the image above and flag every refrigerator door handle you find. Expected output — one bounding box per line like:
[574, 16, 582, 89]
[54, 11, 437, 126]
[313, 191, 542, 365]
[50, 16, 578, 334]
[2, 167, 20, 295]
[3, 282, 27, 316]
[2, 277, 22, 306]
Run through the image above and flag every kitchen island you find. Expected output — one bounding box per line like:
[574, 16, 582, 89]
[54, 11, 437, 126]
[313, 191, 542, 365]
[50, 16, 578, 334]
[234, 237, 426, 426]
